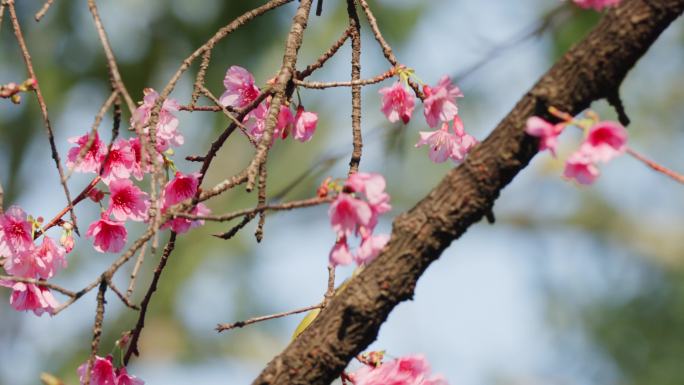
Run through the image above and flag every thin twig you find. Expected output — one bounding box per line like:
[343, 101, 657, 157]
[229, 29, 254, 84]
[34, 176, 100, 239]
[321, 264, 336, 307]
[296, 25, 353, 79]
[355, 0, 423, 99]
[0, 275, 76, 297]
[83, 279, 107, 385]
[175, 196, 331, 222]
[0, 179, 4, 214]
[86, 0, 135, 113]
[124, 233, 177, 365]
[7, 0, 79, 234]
[347, 0, 362, 174]
[214, 213, 256, 240]
[199, 85, 257, 146]
[627, 147, 684, 184]
[126, 243, 148, 299]
[293, 70, 393, 89]
[34, 0, 55, 21]
[216, 304, 322, 332]
[255, 164, 268, 242]
[191, 49, 212, 107]
[106, 278, 140, 310]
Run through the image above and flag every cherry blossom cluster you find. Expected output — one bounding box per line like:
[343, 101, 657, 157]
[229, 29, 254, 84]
[220, 66, 319, 143]
[0, 207, 67, 315]
[379, 72, 477, 164]
[572, 0, 621, 10]
[66, 88, 209, 255]
[345, 352, 448, 385]
[77, 355, 144, 385]
[325, 172, 391, 266]
[525, 109, 628, 184]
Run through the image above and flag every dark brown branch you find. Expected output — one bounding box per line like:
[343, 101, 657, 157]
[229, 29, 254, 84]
[252, 1, 684, 384]
[124, 233, 177, 365]
[347, 0, 362, 175]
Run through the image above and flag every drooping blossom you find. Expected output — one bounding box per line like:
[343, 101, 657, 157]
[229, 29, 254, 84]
[329, 238, 353, 266]
[60, 232, 75, 254]
[219, 66, 260, 109]
[0, 281, 58, 316]
[416, 117, 478, 164]
[293, 106, 318, 142]
[67, 131, 107, 174]
[243, 102, 296, 143]
[563, 149, 600, 185]
[572, 0, 621, 10]
[86, 217, 128, 253]
[107, 179, 150, 222]
[0, 205, 34, 258]
[77, 355, 145, 385]
[328, 173, 392, 267]
[581, 120, 627, 163]
[452, 115, 478, 155]
[328, 193, 372, 238]
[349, 355, 449, 385]
[525, 116, 564, 157]
[162, 203, 210, 234]
[4, 236, 66, 280]
[354, 234, 390, 265]
[423, 76, 463, 128]
[161, 172, 210, 233]
[379, 81, 415, 124]
[128, 137, 158, 181]
[101, 139, 136, 184]
[131, 88, 183, 152]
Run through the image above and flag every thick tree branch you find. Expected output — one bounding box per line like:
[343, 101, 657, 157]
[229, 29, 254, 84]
[252, 1, 684, 384]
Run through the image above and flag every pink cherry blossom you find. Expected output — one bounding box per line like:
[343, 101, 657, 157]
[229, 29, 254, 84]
[67, 131, 107, 174]
[131, 88, 183, 152]
[275, 104, 295, 139]
[162, 203, 210, 234]
[423, 76, 463, 128]
[77, 356, 116, 385]
[162, 172, 201, 208]
[161, 172, 210, 233]
[293, 106, 318, 142]
[354, 234, 390, 265]
[581, 120, 627, 163]
[77, 356, 144, 385]
[219, 66, 260, 108]
[563, 149, 600, 185]
[101, 139, 136, 184]
[0, 205, 34, 258]
[453, 115, 478, 154]
[329, 238, 353, 266]
[573, 0, 620, 10]
[116, 367, 145, 385]
[0, 281, 59, 316]
[86, 217, 128, 253]
[108, 179, 150, 222]
[4, 236, 66, 279]
[379, 81, 415, 124]
[525, 116, 564, 157]
[329, 193, 372, 238]
[346, 172, 391, 211]
[243, 102, 269, 142]
[415, 122, 465, 163]
[349, 355, 448, 385]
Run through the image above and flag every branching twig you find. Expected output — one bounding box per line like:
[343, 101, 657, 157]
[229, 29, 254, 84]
[296, 26, 353, 79]
[7, 0, 79, 234]
[106, 278, 140, 310]
[216, 304, 321, 332]
[34, 0, 55, 22]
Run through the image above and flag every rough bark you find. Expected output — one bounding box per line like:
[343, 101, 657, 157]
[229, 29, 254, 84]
[253, 0, 684, 384]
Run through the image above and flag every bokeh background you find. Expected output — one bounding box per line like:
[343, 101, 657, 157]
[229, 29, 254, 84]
[1, 1, 683, 384]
